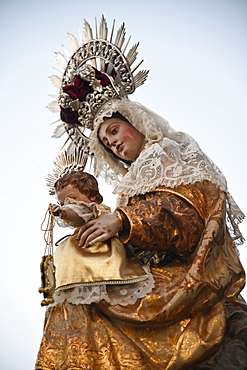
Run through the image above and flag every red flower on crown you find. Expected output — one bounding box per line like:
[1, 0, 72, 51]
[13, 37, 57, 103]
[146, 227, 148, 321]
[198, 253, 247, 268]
[60, 107, 80, 125]
[60, 69, 112, 125]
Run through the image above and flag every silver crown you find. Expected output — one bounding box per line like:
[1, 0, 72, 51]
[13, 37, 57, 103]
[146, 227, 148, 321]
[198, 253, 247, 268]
[46, 149, 89, 195]
[48, 16, 149, 152]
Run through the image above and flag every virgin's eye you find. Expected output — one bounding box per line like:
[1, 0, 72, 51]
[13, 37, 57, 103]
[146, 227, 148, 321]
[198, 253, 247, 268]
[111, 127, 118, 134]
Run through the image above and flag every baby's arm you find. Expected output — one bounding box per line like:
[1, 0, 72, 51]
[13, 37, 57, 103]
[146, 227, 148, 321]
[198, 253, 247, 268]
[51, 204, 85, 227]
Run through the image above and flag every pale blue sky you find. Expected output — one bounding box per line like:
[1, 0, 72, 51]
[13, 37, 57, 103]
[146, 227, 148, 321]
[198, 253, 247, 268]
[0, 1, 246, 368]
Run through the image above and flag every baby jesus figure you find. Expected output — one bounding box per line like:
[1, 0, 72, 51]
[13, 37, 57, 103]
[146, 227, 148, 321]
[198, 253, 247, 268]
[49, 170, 153, 306]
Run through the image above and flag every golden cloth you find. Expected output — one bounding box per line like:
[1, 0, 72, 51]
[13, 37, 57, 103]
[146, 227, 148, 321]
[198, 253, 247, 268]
[54, 235, 147, 288]
[36, 181, 247, 370]
[54, 203, 147, 288]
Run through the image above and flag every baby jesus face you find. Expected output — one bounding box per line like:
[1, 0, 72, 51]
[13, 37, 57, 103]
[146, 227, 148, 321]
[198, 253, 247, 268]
[56, 184, 95, 206]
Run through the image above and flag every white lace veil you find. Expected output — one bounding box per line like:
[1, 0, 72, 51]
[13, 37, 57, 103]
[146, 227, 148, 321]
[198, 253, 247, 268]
[90, 98, 245, 245]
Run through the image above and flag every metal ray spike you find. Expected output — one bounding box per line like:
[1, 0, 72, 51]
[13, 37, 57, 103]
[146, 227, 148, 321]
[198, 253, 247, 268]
[76, 149, 88, 168]
[126, 43, 139, 66]
[47, 101, 60, 113]
[133, 70, 149, 88]
[131, 59, 144, 74]
[50, 119, 60, 125]
[61, 135, 72, 150]
[109, 19, 115, 43]
[67, 33, 79, 52]
[99, 16, 108, 71]
[99, 15, 108, 40]
[61, 44, 71, 58]
[122, 35, 131, 54]
[52, 124, 67, 138]
[88, 155, 94, 172]
[66, 140, 77, 154]
[84, 19, 96, 68]
[61, 152, 69, 167]
[50, 75, 62, 89]
[114, 23, 125, 49]
[95, 17, 98, 39]
[84, 19, 93, 42]
[77, 25, 83, 44]
[55, 51, 68, 69]
[52, 67, 63, 76]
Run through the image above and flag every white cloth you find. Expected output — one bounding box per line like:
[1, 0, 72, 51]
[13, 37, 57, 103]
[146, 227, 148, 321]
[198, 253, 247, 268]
[55, 198, 99, 228]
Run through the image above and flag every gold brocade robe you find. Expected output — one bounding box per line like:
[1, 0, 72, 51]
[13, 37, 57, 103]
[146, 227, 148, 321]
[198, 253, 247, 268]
[35, 181, 247, 370]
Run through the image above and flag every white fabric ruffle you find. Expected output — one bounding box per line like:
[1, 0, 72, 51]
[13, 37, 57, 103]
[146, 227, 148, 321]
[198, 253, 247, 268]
[49, 265, 155, 307]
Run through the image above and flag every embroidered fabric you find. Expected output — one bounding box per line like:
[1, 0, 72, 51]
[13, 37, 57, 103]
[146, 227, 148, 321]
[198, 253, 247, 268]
[48, 265, 155, 307]
[90, 98, 245, 245]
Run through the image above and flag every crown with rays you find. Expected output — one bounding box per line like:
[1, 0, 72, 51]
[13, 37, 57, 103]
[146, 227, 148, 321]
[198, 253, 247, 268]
[46, 148, 90, 195]
[48, 15, 149, 153]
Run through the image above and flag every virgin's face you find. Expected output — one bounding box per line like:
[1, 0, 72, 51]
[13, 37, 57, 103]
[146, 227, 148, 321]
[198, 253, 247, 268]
[98, 118, 146, 162]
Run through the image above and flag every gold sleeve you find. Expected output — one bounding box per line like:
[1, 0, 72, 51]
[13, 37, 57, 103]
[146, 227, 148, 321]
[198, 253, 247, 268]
[116, 183, 209, 258]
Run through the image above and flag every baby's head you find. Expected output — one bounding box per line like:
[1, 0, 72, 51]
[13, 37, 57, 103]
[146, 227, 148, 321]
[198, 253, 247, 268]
[54, 171, 103, 205]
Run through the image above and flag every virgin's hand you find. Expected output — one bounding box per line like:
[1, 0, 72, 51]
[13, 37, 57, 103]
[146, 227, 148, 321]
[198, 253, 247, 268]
[77, 212, 120, 248]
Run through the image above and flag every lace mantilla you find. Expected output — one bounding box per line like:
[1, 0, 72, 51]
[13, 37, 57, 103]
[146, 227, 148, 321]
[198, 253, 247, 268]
[48, 265, 155, 307]
[90, 98, 245, 245]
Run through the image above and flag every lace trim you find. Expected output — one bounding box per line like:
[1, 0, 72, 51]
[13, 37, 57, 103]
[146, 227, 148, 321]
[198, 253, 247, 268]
[89, 98, 245, 245]
[48, 265, 155, 307]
